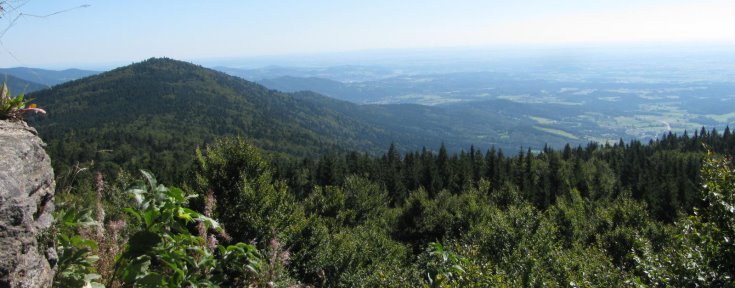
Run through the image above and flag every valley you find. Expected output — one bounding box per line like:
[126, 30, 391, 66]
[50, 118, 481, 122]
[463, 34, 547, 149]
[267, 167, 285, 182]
[223, 49, 735, 148]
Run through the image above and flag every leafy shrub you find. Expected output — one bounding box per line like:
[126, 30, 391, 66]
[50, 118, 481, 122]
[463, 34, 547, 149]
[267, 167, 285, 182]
[110, 170, 261, 287]
[420, 242, 505, 287]
[53, 204, 104, 288]
[647, 151, 735, 286]
[52, 166, 266, 287]
[190, 137, 302, 245]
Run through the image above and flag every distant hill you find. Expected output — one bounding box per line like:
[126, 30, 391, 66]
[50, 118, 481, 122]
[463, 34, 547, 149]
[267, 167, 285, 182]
[258, 76, 362, 102]
[254, 72, 536, 105]
[297, 92, 581, 152]
[214, 65, 399, 82]
[1, 74, 46, 94]
[0, 67, 99, 87]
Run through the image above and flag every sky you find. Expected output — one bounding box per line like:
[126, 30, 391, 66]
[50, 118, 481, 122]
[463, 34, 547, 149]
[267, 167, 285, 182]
[0, 0, 733, 69]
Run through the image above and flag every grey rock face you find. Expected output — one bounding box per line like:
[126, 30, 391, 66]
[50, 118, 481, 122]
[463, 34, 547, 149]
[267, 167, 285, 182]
[0, 120, 55, 288]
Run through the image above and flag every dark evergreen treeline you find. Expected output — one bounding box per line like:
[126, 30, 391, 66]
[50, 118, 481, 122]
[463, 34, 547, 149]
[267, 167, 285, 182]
[55, 128, 735, 286]
[192, 130, 735, 286]
[276, 127, 735, 224]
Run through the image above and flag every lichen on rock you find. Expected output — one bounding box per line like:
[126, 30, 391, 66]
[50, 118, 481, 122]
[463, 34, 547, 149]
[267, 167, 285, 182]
[0, 120, 55, 288]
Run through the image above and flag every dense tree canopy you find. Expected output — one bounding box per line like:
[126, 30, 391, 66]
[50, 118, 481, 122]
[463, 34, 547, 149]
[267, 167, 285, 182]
[54, 129, 735, 286]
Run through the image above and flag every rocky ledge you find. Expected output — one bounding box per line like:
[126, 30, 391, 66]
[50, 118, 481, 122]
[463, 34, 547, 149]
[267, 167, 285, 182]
[0, 120, 55, 288]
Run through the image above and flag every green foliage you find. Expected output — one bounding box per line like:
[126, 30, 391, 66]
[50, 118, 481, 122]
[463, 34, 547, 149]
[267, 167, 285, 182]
[190, 137, 301, 245]
[549, 188, 589, 247]
[698, 152, 735, 270]
[320, 224, 413, 287]
[421, 242, 505, 287]
[112, 170, 261, 287]
[306, 175, 390, 228]
[394, 188, 443, 244]
[644, 151, 735, 286]
[45, 119, 735, 286]
[53, 204, 104, 288]
[286, 215, 333, 285]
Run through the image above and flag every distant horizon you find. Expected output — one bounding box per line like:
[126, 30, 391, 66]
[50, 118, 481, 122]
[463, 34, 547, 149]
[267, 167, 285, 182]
[2, 41, 735, 71]
[1, 1, 733, 69]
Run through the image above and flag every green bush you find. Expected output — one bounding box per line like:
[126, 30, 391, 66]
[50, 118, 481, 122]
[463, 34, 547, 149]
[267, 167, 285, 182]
[53, 204, 104, 288]
[111, 170, 261, 287]
[190, 137, 302, 245]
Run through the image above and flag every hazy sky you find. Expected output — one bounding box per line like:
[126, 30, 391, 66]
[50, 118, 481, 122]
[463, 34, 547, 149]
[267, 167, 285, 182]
[0, 0, 733, 68]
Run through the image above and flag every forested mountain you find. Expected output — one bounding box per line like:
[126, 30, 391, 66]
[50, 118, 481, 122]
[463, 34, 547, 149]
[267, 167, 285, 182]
[0, 67, 99, 87]
[28, 58, 588, 182]
[28, 58, 418, 181]
[0, 73, 46, 94]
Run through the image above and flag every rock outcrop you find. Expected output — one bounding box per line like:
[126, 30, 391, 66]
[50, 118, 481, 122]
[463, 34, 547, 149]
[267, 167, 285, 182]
[0, 120, 55, 288]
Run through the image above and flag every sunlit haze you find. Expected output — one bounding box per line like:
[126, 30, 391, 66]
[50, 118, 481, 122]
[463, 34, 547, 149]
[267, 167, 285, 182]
[0, 0, 733, 68]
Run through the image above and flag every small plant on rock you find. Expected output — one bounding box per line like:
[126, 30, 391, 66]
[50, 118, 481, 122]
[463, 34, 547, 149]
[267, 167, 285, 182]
[0, 82, 45, 121]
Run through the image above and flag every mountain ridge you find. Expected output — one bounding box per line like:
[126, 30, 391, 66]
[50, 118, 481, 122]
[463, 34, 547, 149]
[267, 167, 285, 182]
[0, 67, 99, 87]
[27, 57, 592, 181]
[28, 58, 408, 181]
[1, 74, 47, 94]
